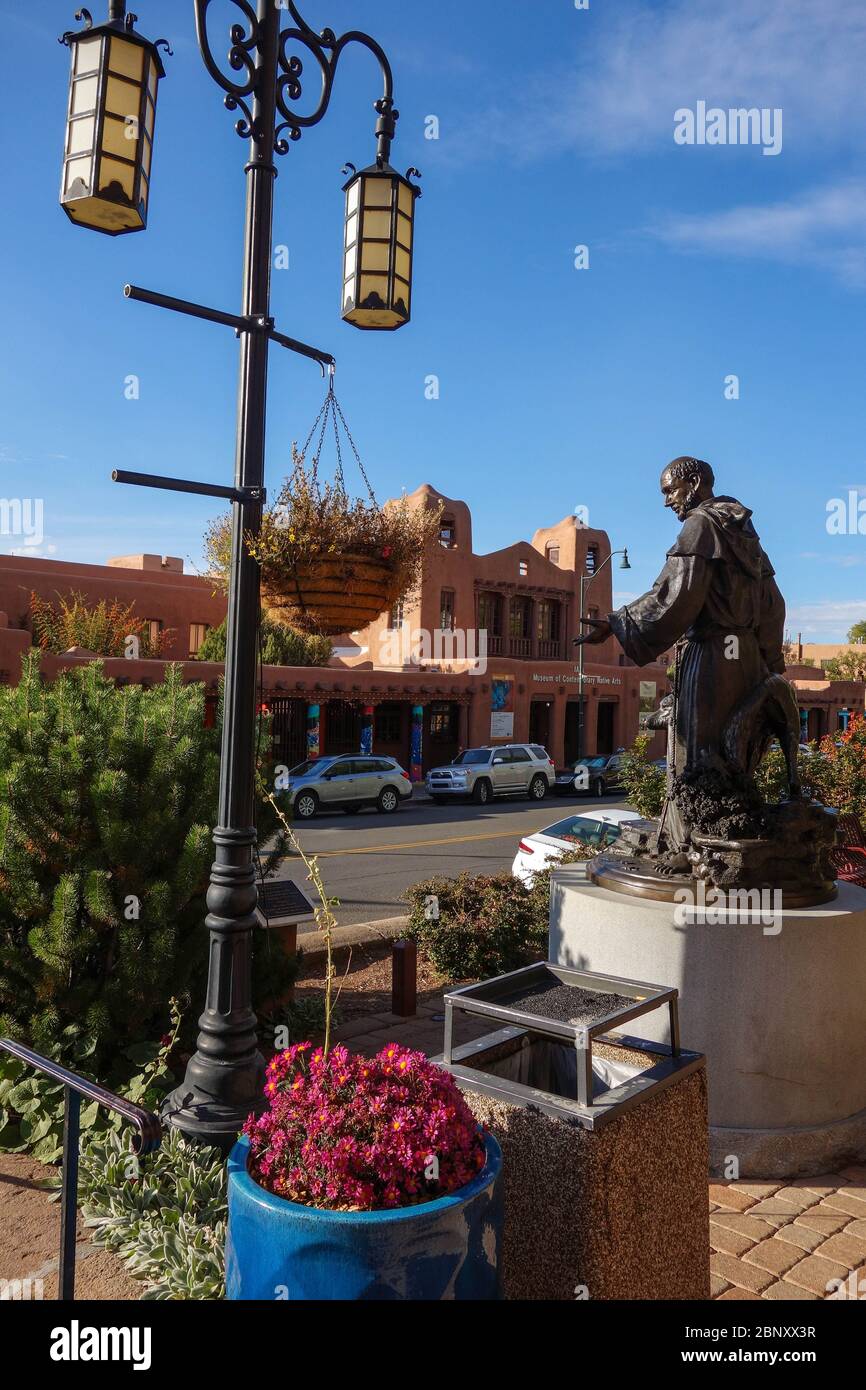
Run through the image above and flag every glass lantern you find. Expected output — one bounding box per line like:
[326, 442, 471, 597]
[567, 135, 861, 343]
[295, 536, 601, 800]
[342, 163, 420, 331]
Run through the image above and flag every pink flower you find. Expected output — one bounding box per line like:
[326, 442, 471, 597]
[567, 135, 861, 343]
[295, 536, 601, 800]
[244, 1042, 486, 1213]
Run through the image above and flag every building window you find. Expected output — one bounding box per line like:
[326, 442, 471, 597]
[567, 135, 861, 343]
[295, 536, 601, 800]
[146, 619, 163, 647]
[518, 560, 528, 577]
[429, 702, 456, 739]
[189, 623, 210, 657]
[440, 589, 456, 631]
[477, 592, 503, 636]
[510, 596, 532, 640]
[388, 601, 404, 630]
[439, 516, 457, 548]
[537, 600, 561, 644]
[585, 546, 599, 575]
[546, 544, 560, 566]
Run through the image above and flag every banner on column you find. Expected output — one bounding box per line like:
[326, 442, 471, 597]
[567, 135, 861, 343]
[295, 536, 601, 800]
[490, 677, 514, 740]
[410, 705, 424, 782]
[360, 705, 374, 756]
[306, 704, 320, 760]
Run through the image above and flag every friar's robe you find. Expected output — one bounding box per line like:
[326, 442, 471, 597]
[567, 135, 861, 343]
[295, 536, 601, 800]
[607, 496, 786, 851]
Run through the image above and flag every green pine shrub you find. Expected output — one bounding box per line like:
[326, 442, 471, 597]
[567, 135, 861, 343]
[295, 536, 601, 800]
[196, 613, 332, 667]
[0, 653, 295, 1070]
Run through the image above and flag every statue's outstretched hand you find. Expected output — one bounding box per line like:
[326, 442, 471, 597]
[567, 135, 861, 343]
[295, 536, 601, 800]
[573, 619, 612, 648]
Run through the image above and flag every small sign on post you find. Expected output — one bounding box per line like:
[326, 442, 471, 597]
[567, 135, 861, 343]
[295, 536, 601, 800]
[392, 939, 417, 1017]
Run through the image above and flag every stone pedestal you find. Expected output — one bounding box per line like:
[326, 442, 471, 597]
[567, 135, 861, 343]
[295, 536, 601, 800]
[549, 870, 866, 1177]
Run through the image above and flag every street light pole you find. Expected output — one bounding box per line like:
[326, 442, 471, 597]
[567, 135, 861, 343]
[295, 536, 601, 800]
[575, 549, 630, 761]
[161, 0, 281, 1147]
[158, 0, 404, 1149]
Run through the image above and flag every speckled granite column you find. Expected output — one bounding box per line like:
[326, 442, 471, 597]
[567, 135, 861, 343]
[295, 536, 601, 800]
[466, 1049, 710, 1301]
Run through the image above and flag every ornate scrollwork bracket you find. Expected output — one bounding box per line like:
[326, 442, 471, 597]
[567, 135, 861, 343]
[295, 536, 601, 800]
[195, 0, 397, 159]
[194, 0, 262, 140]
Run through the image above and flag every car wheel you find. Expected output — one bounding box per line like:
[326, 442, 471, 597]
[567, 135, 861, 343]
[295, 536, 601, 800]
[472, 779, 492, 805]
[294, 790, 319, 820]
[377, 787, 399, 814]
[529, 774, 548, 801]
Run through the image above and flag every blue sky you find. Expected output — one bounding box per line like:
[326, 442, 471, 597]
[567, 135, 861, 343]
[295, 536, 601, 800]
[2, 0, 866, 640]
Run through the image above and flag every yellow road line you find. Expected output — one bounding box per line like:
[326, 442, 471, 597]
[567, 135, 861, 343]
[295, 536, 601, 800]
[295, 828, 523, 858]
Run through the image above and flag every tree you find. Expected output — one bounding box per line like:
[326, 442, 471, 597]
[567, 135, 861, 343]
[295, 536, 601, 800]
[30, 590, 172, 658]
[197, 612, 332, 667]
[0, 653, 294, 1067]
[618, 733, 667, 819]
[823, 651, 866, 682]
[846, 621, 866, 645]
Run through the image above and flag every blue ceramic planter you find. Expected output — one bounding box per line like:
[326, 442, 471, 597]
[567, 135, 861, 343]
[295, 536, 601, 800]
[225, 1133, 502, 1301]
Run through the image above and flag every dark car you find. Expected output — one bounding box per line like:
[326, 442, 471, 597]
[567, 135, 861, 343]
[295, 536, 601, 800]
[552, 752, 624, 798]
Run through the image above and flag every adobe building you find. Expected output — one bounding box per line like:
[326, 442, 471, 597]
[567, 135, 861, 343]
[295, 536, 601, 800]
[785, 663, 865, 742]
[0, 488, 673, 776]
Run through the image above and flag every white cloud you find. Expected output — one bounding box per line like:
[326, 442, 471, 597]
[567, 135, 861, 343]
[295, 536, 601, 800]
[787, 599, 866, 641]
[472, 0, 866, 163]
[8, 544, 57, 559]
[651, 181, 866, 287]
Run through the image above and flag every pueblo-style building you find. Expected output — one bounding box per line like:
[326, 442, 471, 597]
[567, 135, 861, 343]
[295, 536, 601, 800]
[0, 487, 677, 775]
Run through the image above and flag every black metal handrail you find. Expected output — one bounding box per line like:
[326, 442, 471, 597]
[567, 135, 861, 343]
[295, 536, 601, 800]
[0, 1038, 161, 1301]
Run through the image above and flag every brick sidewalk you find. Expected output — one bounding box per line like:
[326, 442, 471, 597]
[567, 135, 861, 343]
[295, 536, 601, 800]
[333, 1005, 866, 1302]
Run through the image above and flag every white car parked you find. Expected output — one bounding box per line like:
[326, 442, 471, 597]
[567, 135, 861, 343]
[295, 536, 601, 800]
[511, 809, 642, 885]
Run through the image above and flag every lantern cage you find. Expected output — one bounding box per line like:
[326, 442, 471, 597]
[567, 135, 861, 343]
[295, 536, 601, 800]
[341, 161, 421, 331]
[60, 9, 168, 236]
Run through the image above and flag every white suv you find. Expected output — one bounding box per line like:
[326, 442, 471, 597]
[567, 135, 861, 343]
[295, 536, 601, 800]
[426, 744, 554, 806]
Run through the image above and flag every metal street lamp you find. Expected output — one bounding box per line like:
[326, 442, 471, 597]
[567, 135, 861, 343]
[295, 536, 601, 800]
[58, 0, 420, 1151]
[342, 161, 420, 330]
[59, 2, 169, 235]
[575, 548, 631, 761]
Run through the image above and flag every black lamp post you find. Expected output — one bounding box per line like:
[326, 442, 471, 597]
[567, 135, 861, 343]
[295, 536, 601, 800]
[59, 0, 420, 1150]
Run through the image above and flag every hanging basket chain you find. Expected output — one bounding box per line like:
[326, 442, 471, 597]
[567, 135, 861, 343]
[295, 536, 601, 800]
[330, 389, 346, 497]
[332, 390, 377, 508]
[295, 378, 376, 507]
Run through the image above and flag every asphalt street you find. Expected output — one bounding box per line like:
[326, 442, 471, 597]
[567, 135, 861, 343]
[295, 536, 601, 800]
[277, 791, 628, 931]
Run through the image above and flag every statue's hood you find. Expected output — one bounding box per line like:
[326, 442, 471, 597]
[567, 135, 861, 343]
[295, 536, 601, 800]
[668, 495, 770, 578]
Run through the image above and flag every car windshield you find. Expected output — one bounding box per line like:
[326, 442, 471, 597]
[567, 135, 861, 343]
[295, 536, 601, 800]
[452, 750, 491, 765]
[542, 815, 623, 848]
[573, 756, 606, 769]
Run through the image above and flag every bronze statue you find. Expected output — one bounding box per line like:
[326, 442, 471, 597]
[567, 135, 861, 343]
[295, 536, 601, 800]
[576, 457, 835, 902]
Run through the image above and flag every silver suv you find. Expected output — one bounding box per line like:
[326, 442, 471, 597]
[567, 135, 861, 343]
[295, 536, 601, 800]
[426, 744, 554, 806]
[285, 755, 413, 820]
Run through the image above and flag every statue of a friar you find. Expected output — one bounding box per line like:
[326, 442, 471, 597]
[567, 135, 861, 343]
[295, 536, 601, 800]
[575, 457, 834, 900]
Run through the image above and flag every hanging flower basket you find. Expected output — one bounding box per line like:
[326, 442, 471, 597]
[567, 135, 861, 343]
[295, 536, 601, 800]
[205, 383, 441, 638]
[262, 549, 403, 636]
